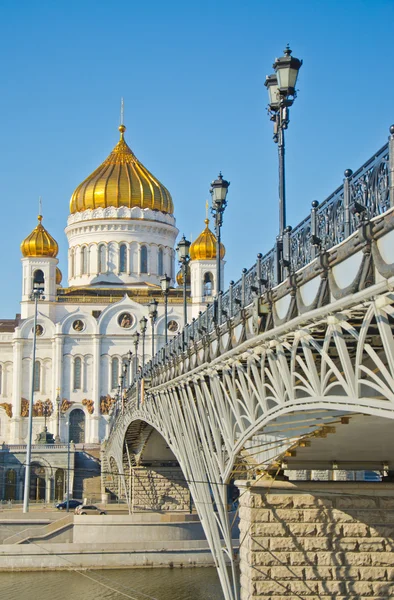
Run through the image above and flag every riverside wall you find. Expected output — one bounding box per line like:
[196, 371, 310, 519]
[237, 480, 394, 599]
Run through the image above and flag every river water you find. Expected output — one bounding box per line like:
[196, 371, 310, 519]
[0, 567, 226, 600]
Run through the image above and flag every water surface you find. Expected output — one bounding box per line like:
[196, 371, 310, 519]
[0, 567, 225, 600]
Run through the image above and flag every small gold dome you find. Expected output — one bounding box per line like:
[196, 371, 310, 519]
[70, 125, 174, 215]
[21, 216, 59, 258]
[56, 267, 62, 285]
[190, 219, 225, 261]
[176, 267, 191, 286]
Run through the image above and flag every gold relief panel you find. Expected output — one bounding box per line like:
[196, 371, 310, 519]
[82, 399, 94, 414]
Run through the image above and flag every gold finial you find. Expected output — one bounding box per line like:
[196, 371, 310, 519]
[205, 199, 209, 220]
[38, 196, 42, 219]
[204, 218, 209, 227]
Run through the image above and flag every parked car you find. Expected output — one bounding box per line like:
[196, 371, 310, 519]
[75, 504, 106, 515]
[55, 499, 82, 510]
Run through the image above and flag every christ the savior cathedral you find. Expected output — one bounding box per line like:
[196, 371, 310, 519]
[0, 123, 225, 447]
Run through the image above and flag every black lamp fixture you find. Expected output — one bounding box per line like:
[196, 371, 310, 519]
[131, 332, 140, 378]
[176, 236, 191, 327]
[210, 173, 230, 296]
[148, 298, 159, 358]
[265, 45, 302, 284]
[139, 316, 148, 369]
[160, 274, 171, 344]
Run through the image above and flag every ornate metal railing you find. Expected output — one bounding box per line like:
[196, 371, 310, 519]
[126, 129, 393, 385]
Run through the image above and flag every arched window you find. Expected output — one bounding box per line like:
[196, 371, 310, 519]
[98, 244, 106, 273]
[34, 360, 41, 392]
[203, 272, 214, 297]
[158, 248, 164, 276]
[81, 247, 88, 275]
[140, 246, 148, 274]
[69, 409, 85, 443]
[111, 357, 119, 390]
[0, 365, 2, 395]
[119, 244, 127, 273]
[74, 357, 82, 390]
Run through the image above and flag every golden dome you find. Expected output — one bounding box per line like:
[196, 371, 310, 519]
[176, 267, 191, 286]
[56, 267, 62, 285]
[70, 125, 174, 215]
[190, 219, 225, 261]
[21, 216, 59, 258]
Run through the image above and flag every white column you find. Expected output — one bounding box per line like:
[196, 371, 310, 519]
[91, 335, 101, 443]
[10, 339, 23, 443]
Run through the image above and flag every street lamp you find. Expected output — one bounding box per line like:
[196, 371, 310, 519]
[66, 419, 71, 512]
[160, 274, 171, 344]
[265, 45, 302, 281]
[176, 235, 191, 327]
[55, 391, 61, 443]
[139, 316, 148, 369]
[149, 298, 158, 358]
[210, 173, 230, 296]
[23, 272, 45, 514]
[132, 333, 140, 379]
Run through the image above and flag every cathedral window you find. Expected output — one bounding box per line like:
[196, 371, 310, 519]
[158, 248, 164, 276]
[140, 246, 148, 274]
[98, 244, 106, 273]
[74, 357, 82, 390]
[119, 244, 127, 273]
[81, 247, 88, 275]
[203, 272, 214, 297]
[34, 360, 41, 392]
[111, 357, 119, 390]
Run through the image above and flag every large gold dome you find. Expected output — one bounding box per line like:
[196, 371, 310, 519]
[21, 216, 59, 258]
[190, 219, 225, 261]
[70, 125, 174, 215]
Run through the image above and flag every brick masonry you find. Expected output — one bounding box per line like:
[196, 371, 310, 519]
[237, 480, 394, 599]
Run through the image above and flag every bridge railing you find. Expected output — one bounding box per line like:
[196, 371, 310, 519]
[120, 128, 392, 391]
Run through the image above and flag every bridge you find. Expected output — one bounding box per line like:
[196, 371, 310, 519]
[103, 126, 394, 600]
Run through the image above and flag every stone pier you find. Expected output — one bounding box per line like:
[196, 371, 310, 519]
[237, 480, 394, 599]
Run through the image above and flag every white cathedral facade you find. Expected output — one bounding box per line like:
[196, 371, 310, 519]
[0, 123, 225, 446]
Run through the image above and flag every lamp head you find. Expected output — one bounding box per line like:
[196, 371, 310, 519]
[149, 298, 158, 320]
[176, 235, 191, 263]
[160, 274, 171, 293]
[139, 316, 148, 334]
[265, 73, 280, 111]
[273, 45, 302, 100]
[210, 172, 230, 210]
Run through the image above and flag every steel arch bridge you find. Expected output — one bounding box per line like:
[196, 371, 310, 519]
[103, 128, 394, 600]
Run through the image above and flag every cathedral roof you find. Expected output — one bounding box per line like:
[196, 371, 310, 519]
[190, 219, 225, 261]
[21, 216, 59, 258]
[69, 125, 174, 215]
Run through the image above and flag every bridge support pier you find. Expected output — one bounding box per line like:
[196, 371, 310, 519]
[237, 479, 394, 599]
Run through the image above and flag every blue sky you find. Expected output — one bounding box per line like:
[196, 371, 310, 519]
[0, 0, 393, 317]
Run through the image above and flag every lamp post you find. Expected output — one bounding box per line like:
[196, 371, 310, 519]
[23, 273, 45, 514]
[176, 235, 191, 327]
[55, 392, 61, 443]
[131, 333, 139, 379]
[149, 298, 158, 358]
[139, 316, 148, 370]
[265, 45, 302, 282]
[210, 173, 230, 296]
[66, 419, 71, 512]
[160, 274, 171, 344]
